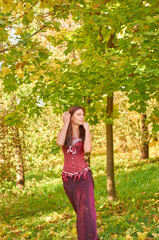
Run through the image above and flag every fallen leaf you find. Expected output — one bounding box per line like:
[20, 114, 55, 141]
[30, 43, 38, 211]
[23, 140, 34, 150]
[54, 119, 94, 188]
[137, 232, 147, 240]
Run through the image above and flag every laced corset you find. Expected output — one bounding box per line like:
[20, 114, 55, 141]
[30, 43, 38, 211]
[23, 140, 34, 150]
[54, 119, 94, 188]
[61, 138, 91, 182]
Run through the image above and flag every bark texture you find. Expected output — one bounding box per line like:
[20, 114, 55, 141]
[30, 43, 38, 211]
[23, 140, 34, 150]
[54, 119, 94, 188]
[141, 113, 149, 159]
[106, 94, 118, 201]
[0, 115, 7, 180]
[13, 127, 25, 188]
[84, 153, 90, 167]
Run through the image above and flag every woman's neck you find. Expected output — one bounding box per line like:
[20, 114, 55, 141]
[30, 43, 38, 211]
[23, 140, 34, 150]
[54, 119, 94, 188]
[72, 125, 80, 138]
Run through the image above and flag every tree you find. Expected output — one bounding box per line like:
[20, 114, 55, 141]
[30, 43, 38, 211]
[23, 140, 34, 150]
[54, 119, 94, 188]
[12, 125, 25, 188]
[0, 0, 158, 198]
[141, 113, 149, 159]
[106, 94, 117, 200]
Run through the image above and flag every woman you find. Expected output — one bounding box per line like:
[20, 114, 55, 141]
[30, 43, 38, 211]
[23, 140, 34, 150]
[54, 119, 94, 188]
[56, 106, 99, 240]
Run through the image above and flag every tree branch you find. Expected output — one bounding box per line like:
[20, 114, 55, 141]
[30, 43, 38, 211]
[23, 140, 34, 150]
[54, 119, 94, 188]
[0, 6, 69, 54]
[107, 33, 116, 48]
[139, 0, 144, 7]
[12, 2, 38, 23]
[0, 25, 46, 54]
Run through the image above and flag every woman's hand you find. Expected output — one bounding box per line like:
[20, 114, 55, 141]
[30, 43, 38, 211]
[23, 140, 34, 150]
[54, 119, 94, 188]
[62, 111, 71, 125]
[83, 122, 90, 130]
[83, 122, 92, 153]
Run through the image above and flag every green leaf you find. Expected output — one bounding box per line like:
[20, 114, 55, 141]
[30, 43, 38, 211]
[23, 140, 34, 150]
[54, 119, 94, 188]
[50, 139, 61, 155]
[0, 19, 5, 25]
[152, 123, 159, 132]
[3, 75, 17, 93]
[53, 21, 61, 31]
[64, 45, 73, 55]
[39, 51, 49, 60]
[4, 112, 23, 127]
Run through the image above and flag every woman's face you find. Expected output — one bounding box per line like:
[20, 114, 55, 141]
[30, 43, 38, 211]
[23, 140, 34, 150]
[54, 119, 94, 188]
[71, 109, 85, 126]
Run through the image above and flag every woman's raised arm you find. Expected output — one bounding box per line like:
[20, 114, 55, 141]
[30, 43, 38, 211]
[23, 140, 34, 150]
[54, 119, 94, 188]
[56, 112, 71, 146]
[83, 122, 92, 153]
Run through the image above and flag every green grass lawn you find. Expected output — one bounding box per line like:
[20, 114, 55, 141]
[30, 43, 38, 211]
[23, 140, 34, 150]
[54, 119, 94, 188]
[0, 150, 159, 240]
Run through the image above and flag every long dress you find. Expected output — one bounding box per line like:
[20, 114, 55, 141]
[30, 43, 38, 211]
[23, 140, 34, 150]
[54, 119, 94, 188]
[61, 138, 99, 240]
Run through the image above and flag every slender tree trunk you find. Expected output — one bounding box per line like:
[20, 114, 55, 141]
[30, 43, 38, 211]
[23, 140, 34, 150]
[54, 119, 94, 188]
[152, 132, 158, 142]
[85, 153, 90, 166]
[0, 116, 7, 180]
[106, 94, 118, 201]
[13, 126, 25, 188]
[141, 113, 149, 159]
[83, 95, 91, 167]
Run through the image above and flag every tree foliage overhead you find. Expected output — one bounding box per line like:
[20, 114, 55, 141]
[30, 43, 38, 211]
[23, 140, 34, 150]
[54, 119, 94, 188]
[0, 0, 158, 124]
[0, 0, 70, 117]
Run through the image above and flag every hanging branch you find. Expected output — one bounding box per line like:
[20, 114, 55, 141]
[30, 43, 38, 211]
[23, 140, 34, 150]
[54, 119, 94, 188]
[12, 2, 38, 23]
[0, 8, 63, 54]
[0, 25, 46, 54]
[139, 0, 144, 7]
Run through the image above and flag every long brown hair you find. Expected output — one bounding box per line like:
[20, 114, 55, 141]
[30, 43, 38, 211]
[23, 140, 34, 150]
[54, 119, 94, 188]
[64, 106, 85, 148]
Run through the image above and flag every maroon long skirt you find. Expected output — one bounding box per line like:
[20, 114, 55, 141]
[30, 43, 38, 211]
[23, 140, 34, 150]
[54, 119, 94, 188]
[62, 170, 99, 240]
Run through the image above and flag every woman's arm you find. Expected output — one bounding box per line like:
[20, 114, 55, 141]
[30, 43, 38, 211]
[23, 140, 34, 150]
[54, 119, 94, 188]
[56, 112, 70, 146]
[83, 122, 92, 153]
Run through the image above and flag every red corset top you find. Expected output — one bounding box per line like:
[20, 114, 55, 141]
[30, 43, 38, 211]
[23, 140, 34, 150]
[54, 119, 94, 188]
[61, 138, 90, 182]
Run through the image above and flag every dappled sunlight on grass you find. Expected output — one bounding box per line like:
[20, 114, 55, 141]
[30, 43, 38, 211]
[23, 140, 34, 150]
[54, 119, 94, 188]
[0, 147, 159, 239]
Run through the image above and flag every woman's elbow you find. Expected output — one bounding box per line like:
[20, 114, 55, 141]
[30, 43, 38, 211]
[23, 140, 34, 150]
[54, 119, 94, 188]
[84, 147, 92, 153]
[56, 140, 64, 146]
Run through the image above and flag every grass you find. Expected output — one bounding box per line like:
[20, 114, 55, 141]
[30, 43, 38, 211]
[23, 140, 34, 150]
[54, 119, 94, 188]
[0, 146, 159, 240]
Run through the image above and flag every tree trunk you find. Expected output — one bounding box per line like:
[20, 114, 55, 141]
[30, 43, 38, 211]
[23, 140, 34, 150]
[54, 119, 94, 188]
[0, 116, 7, 180]
[84, 153, 90, 166]
[13, 126, 25, 188]
[152, 132, 158, 142]
[141, 113, 149, 159]
[83, 95, 91, 167]
[106, 94, 118, 201]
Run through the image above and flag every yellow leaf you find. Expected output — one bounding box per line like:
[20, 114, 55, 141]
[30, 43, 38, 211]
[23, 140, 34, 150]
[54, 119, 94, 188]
[152, 115, 159, 122]
[53, 64, 61, 70]
[23, 54, 29, 61]
[15, 27, 23, 35]
[27, 10, 34, 21]
[152, 233, 159, 238]
[27, 65, 36, 72]
[36, 233, 44, 240]
[142, 226, 151, 232]
[15, 2, 23, 12]
[89, 19, 93, 24]
[71, 227, 77, 236]
[22, 232, 31, 238]
[110, 234, 118, 239]
[38, 70, 45, 75]
[110, 56, 119, 60]
[143, 25, 149, 30]
[44, 76, 50, 81]
[137, 232, 147, 240]
[32, 75, 40, 81]
[0, 67, 11, 77]
[7, 0, 14, 3]
[48, 231, 54, 236]
[126, 234, 133, 240]
[73, 60, 80, 65]
[133, 36, 143, 43]
[15, 68, 24, 78]
[45, 216, 52, 222]
[0, 42, 4, 50]
[62, 84, 66, 89]
[25, 3, 31, 9]
[130, 213, 136, 220]
[1, 2, 13, 14]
